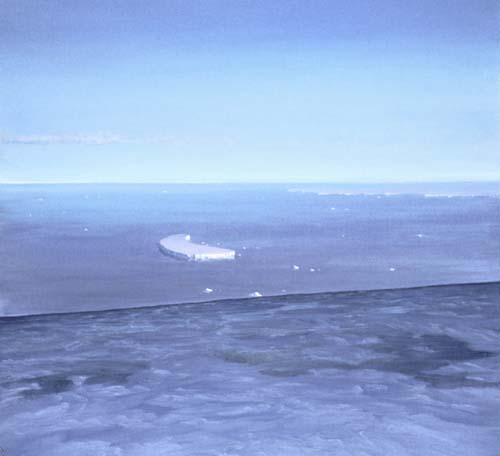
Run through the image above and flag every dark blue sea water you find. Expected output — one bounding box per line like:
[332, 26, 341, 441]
[1, 282, 499, 455]
[0, 183, 499, 316]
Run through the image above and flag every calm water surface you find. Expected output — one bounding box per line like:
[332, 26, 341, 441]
[1, 183, 499, 315]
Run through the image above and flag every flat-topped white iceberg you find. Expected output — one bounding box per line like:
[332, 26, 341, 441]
[159, 234, 236, 262]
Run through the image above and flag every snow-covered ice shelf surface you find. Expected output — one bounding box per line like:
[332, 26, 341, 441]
[1, 282, 499, 455]
[159, 234, 236, 261]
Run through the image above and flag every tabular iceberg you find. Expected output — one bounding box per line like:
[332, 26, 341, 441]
[158, 234, 236, 261]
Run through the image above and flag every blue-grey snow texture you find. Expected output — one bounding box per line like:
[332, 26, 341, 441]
[1, 282, 499, 455]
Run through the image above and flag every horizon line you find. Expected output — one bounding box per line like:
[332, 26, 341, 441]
[1, 179, 500, 186]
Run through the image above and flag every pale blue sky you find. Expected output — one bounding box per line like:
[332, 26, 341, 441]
[1, 0, 498, 183]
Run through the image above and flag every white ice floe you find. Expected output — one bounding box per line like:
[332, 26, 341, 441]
[389, 267, 396, 272]
[203, 288, 214, 294]
[249, 291, 262, 298]
[83, 227, 89, 232]
[159, 234, 235, 262]
[310, 268, 316, 272]
[292, 265, 300, 271]
[416, 233, 425, 238]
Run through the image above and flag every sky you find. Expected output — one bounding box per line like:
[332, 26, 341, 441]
[0, 0, 499, 183]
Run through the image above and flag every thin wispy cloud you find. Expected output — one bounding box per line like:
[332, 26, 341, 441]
[0, 134, 124, 145]
[0, 134, 235, 148]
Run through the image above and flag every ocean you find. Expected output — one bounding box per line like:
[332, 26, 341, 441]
[1, 183, 499, 316]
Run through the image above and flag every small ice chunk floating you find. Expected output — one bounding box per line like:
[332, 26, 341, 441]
[249, 291, 262, 298]
[159, 234, 236, 262]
